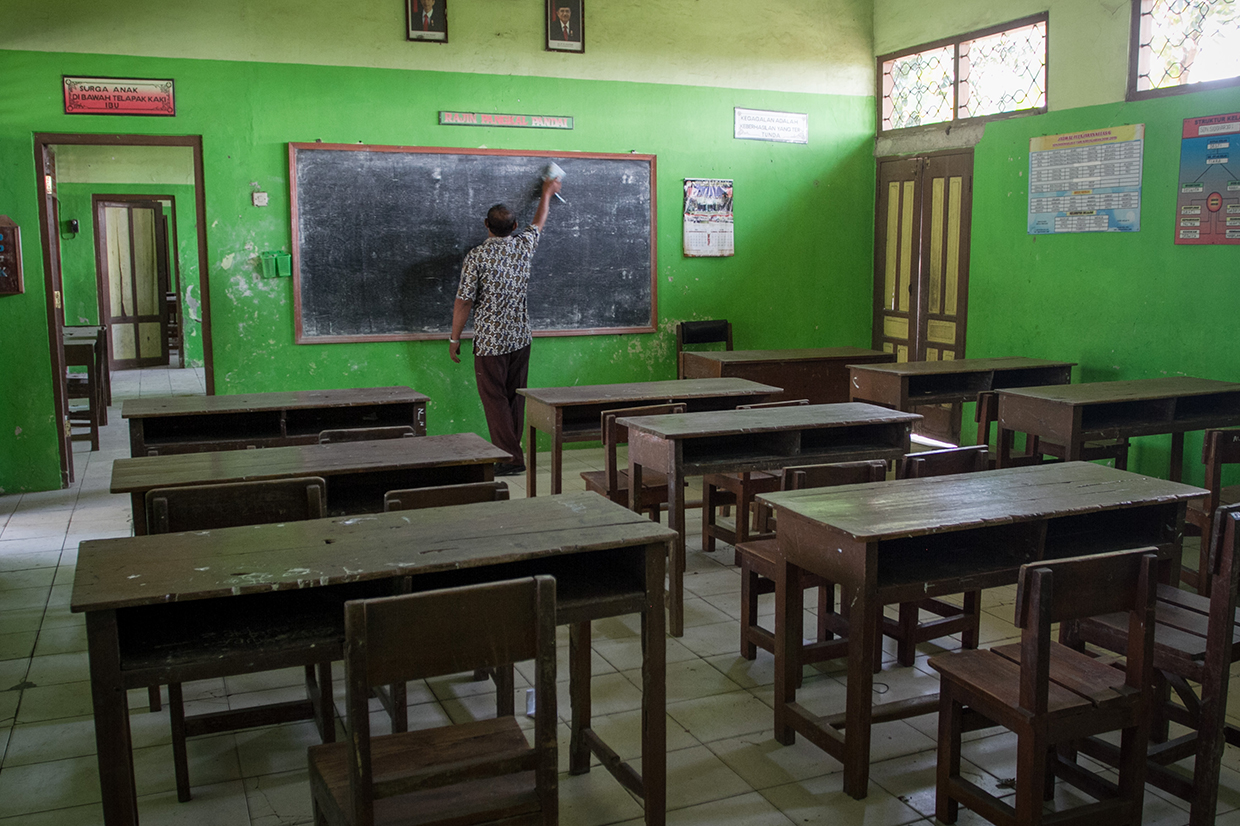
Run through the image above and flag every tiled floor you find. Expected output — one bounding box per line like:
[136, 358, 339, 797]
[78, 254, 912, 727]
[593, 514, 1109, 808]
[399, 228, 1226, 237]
[2, 365, 1239, 825]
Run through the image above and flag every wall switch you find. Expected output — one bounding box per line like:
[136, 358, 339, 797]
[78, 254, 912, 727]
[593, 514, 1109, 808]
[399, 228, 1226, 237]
[252, 192, 269, 207]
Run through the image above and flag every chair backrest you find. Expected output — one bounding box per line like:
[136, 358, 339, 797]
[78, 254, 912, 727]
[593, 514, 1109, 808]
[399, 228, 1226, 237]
[1014, 548, 1158, 713]
[342, 576, 557, 821]
[383, 481, 509, 512]
[737, 399, 810, 410]
[897, 445, 989, 479]
[145, 477, 326, 533]
[1199, 429, 1240, 516]
[318, 425, 417, 444]
[600, 403, 686, 494]
[675, 319, 732, 378]
[1204, 501, 1240, 606]
[783, 459, 888, 491]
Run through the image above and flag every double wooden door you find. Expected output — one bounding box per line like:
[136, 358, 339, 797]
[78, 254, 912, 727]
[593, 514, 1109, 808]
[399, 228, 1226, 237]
[873, 151, 974, 440]
[95, 199, 171, 368]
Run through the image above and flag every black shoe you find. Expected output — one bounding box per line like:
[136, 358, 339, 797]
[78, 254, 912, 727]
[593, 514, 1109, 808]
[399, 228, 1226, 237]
[495, 462, 526, 477]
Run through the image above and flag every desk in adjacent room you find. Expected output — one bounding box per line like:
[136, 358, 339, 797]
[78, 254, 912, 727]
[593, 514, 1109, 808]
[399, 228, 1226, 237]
[111, 432, 509, 534]
[996, 376, 1240, 481]
[848, 357, 1074, 443]
[679, 347, 894, 404]
[72, 492, 675, 826]
[519, 377, 778, 496]
[760, 462, 1202, 799]
[122, 386, 429, 456]
[619, 402, 920, 636]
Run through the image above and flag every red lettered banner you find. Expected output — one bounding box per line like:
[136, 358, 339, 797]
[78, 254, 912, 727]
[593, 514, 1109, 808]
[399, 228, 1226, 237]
[63, 76, 176, 116]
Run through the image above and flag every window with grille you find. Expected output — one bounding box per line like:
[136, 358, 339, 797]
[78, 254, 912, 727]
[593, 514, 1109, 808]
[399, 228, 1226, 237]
[1130, 0, 1240, 99]
[880, 14, 1048, 133]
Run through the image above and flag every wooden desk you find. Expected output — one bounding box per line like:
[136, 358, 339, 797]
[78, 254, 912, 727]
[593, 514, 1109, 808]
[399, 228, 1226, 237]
[848, 357, 1074, 443]
[122, 386, 429, 457]
[620, 402, 920, 636]
[761, 462, 1202, 798]
[111, 432, 509, 534]
[996, 376, 1240, 481]
[64, 325, 111, 411]
[72, 492, 675, 826]
[680, 347, 894, 404]
[519, 378, 778, 496]
[64, 332, 105, 451]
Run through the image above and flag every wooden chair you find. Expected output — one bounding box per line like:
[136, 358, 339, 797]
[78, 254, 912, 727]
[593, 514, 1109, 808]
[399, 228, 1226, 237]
[384, 481, 509, 512]
[975, 390, 1129, 470]
[146, 477, 335, 803]
[1182, 427, 1240, 593]
[735, 460, 887, 679]
[701, 399, 810, 559]
[1070, 503, 1240, 826]
[308, 576, 558, 826]
[580, 403, 686, 521]
[675, 318, 732, 378]
[886, 445, 989, 667]
[64, 335, 104, 451]
[929, 547, 1159, 826]
[318, 425, 417, 444]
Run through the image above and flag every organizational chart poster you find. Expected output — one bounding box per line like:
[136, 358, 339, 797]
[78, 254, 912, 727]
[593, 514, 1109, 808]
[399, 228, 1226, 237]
[1175, 112, 1240, 245]
[1028, 125, 1143, 234]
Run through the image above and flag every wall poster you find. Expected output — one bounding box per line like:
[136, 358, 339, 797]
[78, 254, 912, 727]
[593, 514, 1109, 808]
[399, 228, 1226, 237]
[1175, 112, 1240, 245]
[1028, 125, 1143, 234]
[683, 178, 734, 257]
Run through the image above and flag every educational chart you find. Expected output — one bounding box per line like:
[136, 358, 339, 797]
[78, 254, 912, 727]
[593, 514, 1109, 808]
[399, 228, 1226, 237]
[1028, 125, 1144, 234]
[683, 178, 734, 257]
[1175, 112, 1240, 245]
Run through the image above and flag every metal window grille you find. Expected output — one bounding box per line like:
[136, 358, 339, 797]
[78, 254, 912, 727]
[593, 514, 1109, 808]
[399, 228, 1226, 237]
[881, 16, 1048, 132]
[1135, 0, 1240, 92]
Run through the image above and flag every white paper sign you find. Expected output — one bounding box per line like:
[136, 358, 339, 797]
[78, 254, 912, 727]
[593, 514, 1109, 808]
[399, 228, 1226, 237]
[734, 108, 808, 144]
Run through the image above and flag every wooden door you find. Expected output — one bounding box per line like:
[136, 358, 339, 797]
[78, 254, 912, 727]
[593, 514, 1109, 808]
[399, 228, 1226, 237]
[96, 200, 170, 368]
[873, 151, 974, 442]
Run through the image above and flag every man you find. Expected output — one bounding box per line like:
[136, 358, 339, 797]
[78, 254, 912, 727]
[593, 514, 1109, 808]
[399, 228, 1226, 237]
[412, 0, 445, 35]
[450, 177, 561, 476]
[549, 3, 579, 41]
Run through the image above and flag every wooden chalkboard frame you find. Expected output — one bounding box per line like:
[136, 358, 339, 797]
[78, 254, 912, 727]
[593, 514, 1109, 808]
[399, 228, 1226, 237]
[289, 143, 658, 344]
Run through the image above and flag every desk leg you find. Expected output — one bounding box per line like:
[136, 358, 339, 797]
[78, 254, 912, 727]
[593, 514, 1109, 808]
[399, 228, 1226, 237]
[87, 610, 139, 826]
[525, 425, 538, 497]
[1169, 433, 1185, 483]
[643, 540, 667, 826]
[568, 621, 592, 775]
[130, 493, 146, 537]
[773, 555, 803, 745]
[551, 430, 564, 495]
[842, 585, 879, 799]
[996, 428, 1014, 468]
[666, 465, 685, 638]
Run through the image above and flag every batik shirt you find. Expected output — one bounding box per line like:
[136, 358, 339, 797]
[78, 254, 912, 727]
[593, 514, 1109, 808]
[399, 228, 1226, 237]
[456, 225, 541, 356]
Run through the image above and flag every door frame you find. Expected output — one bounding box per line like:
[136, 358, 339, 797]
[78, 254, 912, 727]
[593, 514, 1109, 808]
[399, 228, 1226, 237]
[93, 195, 177, 369]
[33, 132, 215, 486]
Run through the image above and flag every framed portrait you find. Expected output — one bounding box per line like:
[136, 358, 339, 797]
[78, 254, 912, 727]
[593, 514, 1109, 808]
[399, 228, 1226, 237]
[407, 0, 448, 42]
[546, 0, 583, 53]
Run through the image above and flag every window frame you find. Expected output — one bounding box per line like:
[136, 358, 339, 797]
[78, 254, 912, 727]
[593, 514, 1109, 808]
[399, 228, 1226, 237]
[1127, 0, 1240, 101]
[876, 12, 1050, 136]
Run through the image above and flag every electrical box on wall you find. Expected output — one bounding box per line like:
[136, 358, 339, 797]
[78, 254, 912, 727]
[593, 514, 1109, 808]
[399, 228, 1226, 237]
[0, 216, 23, 296]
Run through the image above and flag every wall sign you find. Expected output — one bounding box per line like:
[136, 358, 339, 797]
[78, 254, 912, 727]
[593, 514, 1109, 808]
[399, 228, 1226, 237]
[439, 111, 573, 130]
[1175, 112, 1240, 245]
[734, 108, 808, 144]
[1028, 125, 1143, 234]
[63, 76, 175, 116]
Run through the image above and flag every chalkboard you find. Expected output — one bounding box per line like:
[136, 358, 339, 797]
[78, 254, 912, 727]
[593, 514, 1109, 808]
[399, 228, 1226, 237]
[289, 144, 657, 343]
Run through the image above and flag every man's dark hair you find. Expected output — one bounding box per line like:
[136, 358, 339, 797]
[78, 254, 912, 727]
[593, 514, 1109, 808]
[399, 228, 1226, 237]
[485, 204, 517, 237]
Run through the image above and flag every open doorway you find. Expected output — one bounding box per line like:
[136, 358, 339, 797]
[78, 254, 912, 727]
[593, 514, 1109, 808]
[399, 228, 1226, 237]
[34, 133, 214, 485]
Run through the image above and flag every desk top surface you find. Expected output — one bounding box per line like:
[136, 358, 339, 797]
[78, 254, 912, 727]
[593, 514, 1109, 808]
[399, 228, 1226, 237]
[617, 402, 920, 439]
[110, 432, 507, 493]
[72, 491, 676, 613]
[995, 376, 1240, 405]
[518, 377, 779, 407]
[762, 462, 1203, 542]
[847, 357, 1074, 378]
[122, 386, 429, 418]
[682, 347, 893, 365]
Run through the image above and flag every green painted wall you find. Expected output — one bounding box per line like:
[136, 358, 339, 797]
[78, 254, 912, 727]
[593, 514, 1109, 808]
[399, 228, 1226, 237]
[0, 44, 877, 492]
[56, 182, 204, 366]
[966, 85, 1240, 484]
